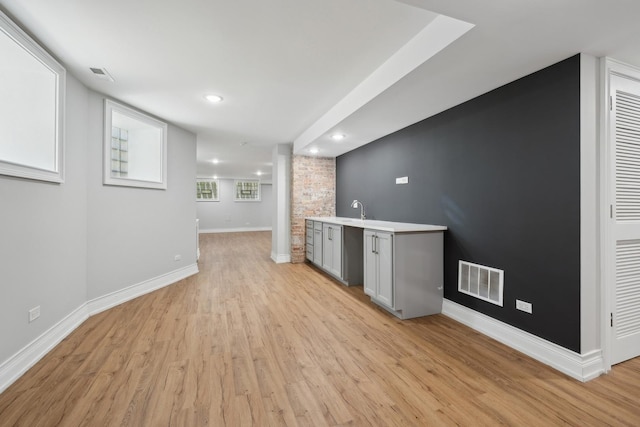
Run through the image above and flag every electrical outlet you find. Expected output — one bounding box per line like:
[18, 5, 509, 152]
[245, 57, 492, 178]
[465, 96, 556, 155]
[516, 299, 532, 314]
[174, 254, 181, 262]
[29, 306, 40, 323]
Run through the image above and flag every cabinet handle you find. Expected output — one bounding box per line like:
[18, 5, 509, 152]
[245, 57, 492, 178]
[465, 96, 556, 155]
[371, 235, 376, 253]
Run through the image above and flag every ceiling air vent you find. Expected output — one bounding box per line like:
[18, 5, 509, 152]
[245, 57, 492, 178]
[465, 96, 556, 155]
[89, 67, 114, 82]
[458, 260, 504, 306]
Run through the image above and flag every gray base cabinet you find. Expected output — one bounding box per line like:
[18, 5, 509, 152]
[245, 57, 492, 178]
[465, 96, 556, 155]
[306, 220, 362, 286]
[305, 218, 444, 316]
[306, 220, 325, 266]
[364, 229, 443, 319]
[305, 221, 314, 261]
[322, 223, 342, 278]
[364, 230, 393, 308]
[313, 221, 323, 265]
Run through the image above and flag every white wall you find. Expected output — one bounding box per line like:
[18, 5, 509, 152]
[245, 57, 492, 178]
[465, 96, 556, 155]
[87, 93, 197, 299]
[0, 77, 197, 388]
[0, 75, 89, 364]
[197, 179, 272, 232]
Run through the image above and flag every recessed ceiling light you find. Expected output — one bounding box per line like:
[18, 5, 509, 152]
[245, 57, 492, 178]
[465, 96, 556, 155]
[256, 170, 262, 176]
[309, 147, 319, 154]
[205, 94, 223, 103]
[331, 134, 346, 141]
[213, 175, 218, 179]
[212, 158, 219, 164]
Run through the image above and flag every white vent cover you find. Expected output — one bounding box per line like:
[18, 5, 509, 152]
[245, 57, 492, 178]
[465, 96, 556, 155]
[458, 260, 504, 306]
[89, 67, 114, 82]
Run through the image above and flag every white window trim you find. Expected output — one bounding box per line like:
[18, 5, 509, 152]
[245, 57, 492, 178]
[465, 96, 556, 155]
[0, 10, 66, 183]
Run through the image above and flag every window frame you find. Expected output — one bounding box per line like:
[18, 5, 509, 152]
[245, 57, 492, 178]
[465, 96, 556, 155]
[0, 10, 66, 183]
[234, 179, 261, 202]
[103, 99, 168, 190]
[196, 178, 220, 202]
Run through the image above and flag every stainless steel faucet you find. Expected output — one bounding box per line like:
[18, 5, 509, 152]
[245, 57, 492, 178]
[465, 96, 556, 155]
[351, 200, 366, 220]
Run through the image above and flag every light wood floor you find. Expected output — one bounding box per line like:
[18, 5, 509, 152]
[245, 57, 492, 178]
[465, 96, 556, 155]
[1, 231, 640, 426]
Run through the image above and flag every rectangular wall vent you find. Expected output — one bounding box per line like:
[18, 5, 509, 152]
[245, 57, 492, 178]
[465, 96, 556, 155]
[458, 260, 504, 306]
[89, 67, 114, 82]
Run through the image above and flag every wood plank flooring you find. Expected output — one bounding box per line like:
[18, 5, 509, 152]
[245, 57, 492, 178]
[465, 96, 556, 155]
[1, 231, 640, 426]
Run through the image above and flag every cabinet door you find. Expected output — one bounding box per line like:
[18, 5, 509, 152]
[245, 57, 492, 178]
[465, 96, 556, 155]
[306, 222, 313, 261]
[330, 225, 342, 277]
[376, 232, 394, 308]
[363, 230, 377, 297]
[322, 223, 332, 271]
[322, 224, 342, 277]
[313, 228, 323, 265]
[306, 221, 314, 244]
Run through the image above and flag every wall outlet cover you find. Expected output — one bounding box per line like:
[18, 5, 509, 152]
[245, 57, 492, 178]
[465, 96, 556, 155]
[28, 306, 40, 322]
[516, 299, 533, 314]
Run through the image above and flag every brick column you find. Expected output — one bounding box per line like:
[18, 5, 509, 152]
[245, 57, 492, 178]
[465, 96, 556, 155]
[290, 155, 336, 263]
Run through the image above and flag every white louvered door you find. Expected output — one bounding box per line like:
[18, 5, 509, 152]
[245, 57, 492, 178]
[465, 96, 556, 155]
[611, 74, 640, 364]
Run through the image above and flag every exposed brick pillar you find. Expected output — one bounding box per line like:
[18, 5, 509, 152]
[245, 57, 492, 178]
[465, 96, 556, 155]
[290, 155, 336, 263]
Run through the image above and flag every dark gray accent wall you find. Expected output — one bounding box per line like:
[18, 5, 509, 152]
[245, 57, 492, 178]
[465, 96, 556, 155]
[336, 55, 581, 352]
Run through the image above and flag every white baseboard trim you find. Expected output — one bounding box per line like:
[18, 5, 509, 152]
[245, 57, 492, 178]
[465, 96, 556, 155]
[199, 226, 272, 234]
[271, 252, 291, 264]
[86, 263, 199, 316]
[0, 304, 89, 394]
[442, 299, 604, 382]
[0, 263, 199, 394]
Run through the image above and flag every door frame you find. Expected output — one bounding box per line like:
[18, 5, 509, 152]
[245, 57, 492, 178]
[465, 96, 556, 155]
[600, 57, 640, 372]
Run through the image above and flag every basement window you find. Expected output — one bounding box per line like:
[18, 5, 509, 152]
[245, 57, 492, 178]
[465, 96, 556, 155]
[0, 10, 65, 183]
[234, 179, 260, 202]
[196, 179, 219, 201]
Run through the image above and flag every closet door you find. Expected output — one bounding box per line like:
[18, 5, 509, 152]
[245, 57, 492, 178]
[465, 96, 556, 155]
[610, 74, 640, 364]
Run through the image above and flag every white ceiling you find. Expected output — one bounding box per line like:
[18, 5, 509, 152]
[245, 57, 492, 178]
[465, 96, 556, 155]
[2, 0, 640, 183]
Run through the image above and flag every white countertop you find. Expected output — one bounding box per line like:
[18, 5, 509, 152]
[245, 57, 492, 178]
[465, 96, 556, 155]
[306, 216, 447, 233]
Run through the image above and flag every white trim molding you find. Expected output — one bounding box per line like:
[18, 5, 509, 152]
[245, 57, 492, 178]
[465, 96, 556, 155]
[86, 263, 199, 316]
[0, 264, 199, 394]
[200, 226, 272, 234]
[271, 252, 291, 264]
[442, 299, 604, 382]
[0, 304, 88, 394]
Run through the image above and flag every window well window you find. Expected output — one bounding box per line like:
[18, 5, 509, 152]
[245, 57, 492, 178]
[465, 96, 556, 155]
[234, 179, 260, 201]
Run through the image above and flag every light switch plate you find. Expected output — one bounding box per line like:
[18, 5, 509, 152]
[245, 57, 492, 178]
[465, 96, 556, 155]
[516, 299, 532, 314]
[396, 176, 409, 184]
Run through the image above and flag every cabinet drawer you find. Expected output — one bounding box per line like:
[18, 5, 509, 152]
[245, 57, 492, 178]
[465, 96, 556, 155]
[314, 221, 323, 231]
[306, 220, 314, 230]
[306, 229, 313, 243]
[306, 247, 313, 260]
